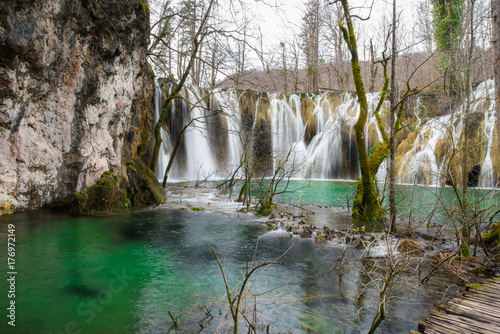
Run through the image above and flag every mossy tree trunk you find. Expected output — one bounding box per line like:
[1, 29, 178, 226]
[338, 0, 412, 222]
[460, 0, 475, 256]
[494, 0, 500, 159]
[431, 0, 464, 98]
[339, 0, 383, 221]
[389, 0, 398, 233]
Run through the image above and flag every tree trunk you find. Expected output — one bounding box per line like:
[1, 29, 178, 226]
[150, 0, 215, 174]
[389, 0, 397, 233]
[369, 39, 377, 93]
[339, 0, 382, 220]
[493, 0, 500, 156]
[162, 131, 184, 187]
[460, 0, 475, 256]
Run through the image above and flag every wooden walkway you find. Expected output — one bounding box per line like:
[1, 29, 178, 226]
[413, 276, 500, 334]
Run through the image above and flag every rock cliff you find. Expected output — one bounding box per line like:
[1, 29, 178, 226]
[0, 0, 164, 214]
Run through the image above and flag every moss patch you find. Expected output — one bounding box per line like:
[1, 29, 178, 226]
[407, 132, 418, 145]
[300, 97, 315, 125]
[435, 138, 448, 162]
[483, 223, 500, 247]
[305, 112, 317, 145]
[397, 239, 424, 256]
[491, 131, 500, 184]
[0, 201, 15, 215]
[369, 141, 389, 176]
[72, 170, 129, 214]
[125, 158, 166, 207]
[126, 159, 137, 172]
[397, 140, 411, 157]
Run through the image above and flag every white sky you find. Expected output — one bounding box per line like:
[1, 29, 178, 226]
[248, 0, 419, 42]
[236, 0, 422, 64]
[150, 0, 427, 75]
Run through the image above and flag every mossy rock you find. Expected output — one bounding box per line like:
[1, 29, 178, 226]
[0, 201, 15, 215]
[125, 158, 166, 207]
[490, 130, 500, 184]
[238, 91, 258, 119]
[397, 239, 425, 256]
[325, 92, 342, 110]
[395, 155, 403, 171]
[395, 128, 409, 148]
[483, 223, 500, 247]
[446, 155, 462, 186]
[290, 98, 298, 116]
[73, 170, 129, 214]
[397, 140, 412, 157]
[258, 202, 275, 216]
[256, 94, 270, 121]
[314, 234, 326, 243]
[407, 132, 418, 145]
[435, 138, 448, 162]
[305, 112, 317, 145]
[300, 96, 315, 124]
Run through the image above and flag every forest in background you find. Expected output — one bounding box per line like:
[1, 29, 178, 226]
[147, 0, 494, 96]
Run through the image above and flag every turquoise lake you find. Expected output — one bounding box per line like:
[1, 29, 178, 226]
[1, 180, 494, 333]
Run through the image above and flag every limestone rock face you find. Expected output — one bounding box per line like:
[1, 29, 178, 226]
[0, 0, 157, 212]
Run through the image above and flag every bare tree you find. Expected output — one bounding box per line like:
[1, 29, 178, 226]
[212, 247, 284, 334]
[301, 0, 321, 93]
[389, 0, 398, 233]
[150, 0, 216, 174]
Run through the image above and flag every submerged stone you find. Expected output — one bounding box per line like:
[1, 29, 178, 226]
[397, 239, 425, 256]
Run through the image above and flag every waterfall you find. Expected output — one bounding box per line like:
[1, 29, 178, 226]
[396, 115, 453, 185]
[153, 79, 171, 180]
[476, 80, 496, 188]
[212, 89, 243, 177]
[153, 79, 498, 187]
[394, 79, 497, 187]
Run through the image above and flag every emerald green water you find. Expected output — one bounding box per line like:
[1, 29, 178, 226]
[0, 182, 478, 333]
[269, 180, 499, 223]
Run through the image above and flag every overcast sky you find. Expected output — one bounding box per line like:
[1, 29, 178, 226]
[247, 0, 419, 43]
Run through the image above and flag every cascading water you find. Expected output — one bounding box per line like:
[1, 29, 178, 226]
[181, 86, 219, 179]
[475, 80, 497, 188]
[153, 83, 245, 181]
[153, 80, 498, 187]
[153, 79, 171, 180]
[395, 115, 454, 185]
[393, 79, 498, 187]
[212, 89, 244, 176]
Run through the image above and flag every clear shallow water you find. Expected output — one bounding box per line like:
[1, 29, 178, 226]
[1, 205, 461, 334]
